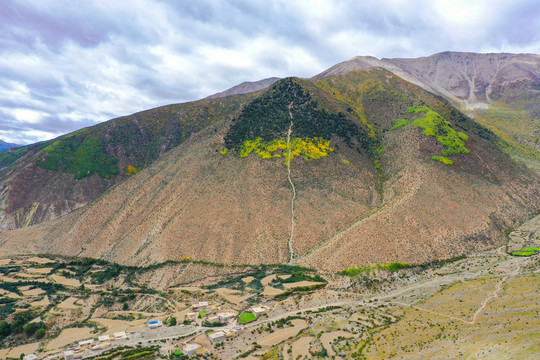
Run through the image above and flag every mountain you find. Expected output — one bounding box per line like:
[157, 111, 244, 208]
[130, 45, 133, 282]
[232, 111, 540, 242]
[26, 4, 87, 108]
[0, 94, 256, 232]
[317, 52, 540, 172]
[1, 65, 539, 271]
[0, 139, 19, 151]
[205, 77, 280, 99]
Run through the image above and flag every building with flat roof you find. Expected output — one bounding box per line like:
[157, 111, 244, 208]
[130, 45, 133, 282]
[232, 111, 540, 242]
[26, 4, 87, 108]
[217, 312, 235, 322]
[182, 343, 201, 356]
[207, 331, 226, 343]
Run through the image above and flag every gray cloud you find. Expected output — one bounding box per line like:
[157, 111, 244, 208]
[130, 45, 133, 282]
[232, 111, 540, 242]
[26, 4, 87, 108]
[0, 0, 538, 144]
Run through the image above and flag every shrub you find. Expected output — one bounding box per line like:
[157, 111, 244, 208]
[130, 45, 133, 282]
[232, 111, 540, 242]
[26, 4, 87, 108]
[35, 328, 46, 339]
[432, 156, 453, 165]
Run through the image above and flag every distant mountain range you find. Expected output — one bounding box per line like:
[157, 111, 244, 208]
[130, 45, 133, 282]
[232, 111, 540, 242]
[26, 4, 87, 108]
[0, 139, 19, 151]
[0, 52, 539, 271]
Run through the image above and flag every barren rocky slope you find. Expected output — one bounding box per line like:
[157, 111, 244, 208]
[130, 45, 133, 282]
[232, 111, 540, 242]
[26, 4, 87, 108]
[317, 52, 540, 111]
[1, 69, 539, 271]
[205, 77, 280, 99]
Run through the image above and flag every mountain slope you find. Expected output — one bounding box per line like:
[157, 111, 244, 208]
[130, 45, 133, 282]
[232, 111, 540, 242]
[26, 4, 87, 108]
[205, 77, 280, 99]
[316, 52, 540, 172]
[1, 69, 539, 271]
[0, 93, 256, 232]
[0, 139, 19, 151]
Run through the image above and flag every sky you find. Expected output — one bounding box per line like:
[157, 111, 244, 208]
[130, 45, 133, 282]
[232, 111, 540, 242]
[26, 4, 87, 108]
[1, 0, 539, 145]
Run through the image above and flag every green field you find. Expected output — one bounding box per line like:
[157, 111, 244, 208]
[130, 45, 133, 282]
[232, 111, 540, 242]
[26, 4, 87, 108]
[511, 247, 540, 256]
[238, 312, 256, 324]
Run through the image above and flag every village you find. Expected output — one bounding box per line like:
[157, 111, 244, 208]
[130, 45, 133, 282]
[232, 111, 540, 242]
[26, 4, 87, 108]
[21, 300, 270, 359]
[1, 242, 538, 359]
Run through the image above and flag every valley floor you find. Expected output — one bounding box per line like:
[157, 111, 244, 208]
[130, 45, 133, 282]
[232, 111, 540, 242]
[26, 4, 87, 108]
[0, 237, 538, 359]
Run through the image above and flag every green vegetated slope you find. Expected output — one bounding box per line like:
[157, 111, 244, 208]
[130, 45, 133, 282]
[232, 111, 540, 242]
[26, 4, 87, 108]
[223, 78, 362, 166]
[1, 94, 255, 179]
[470, 102, 540, 173]
[0, 93, 256, 231]
[222, 70, 481, 170]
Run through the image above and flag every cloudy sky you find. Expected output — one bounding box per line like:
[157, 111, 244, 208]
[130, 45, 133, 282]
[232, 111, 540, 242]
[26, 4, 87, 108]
[1, 0, 539, 144]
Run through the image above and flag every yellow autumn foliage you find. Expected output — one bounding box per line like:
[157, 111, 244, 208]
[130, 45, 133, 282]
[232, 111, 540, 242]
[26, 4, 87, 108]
[126, 165, 140, 175]
[238, 137, 333, 166]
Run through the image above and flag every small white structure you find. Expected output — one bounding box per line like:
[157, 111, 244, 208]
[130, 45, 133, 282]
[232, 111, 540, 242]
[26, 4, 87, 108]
[64, 350, 74, 360]
[148, 320, 163, 329]
[90, 342, 110, 350]
[98, 334, 111, 342]
[182, 343, 201, 356]
[78, 339, 94, 347]
[217, 312, 235, 322]
[113, 331, 127, 339]
[251, 306, 266, 317]
[23, 355, 38, 360]
[207, 330, 227, 343]
[198, 301, 209, 309]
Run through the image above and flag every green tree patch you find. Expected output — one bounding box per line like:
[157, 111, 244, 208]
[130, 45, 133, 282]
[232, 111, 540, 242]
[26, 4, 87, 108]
[37, 137, 118, 179]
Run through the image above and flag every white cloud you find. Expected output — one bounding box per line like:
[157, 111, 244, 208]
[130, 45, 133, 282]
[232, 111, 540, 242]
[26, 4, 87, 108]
[0, 0, 538, 144]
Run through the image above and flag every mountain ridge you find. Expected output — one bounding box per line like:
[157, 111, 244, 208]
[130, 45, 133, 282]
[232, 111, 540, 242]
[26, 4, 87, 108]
[1, 67, 538, 271]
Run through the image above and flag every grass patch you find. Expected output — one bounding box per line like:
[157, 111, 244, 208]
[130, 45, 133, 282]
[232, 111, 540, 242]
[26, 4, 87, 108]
[37, 137, 118, 179]
[339, 262, 410, 276]
[389, 118, 409, 130]
[408, 105, 470, 157]
[238, 312, 256, 324]
[511, 247, 540, 257]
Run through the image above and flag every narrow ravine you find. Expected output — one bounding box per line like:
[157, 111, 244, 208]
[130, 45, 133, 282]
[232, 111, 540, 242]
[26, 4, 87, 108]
[286, 103, 298, 264]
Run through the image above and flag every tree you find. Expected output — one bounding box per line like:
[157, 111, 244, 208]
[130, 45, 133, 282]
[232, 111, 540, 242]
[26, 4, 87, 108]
[25, 322, 40, 337]
[0, 321, 10, 338]
[170, 317, 177, 326]
[35, 328, 46, 339]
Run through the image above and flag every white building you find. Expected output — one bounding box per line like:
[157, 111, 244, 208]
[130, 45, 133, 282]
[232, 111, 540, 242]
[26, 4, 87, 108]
[98, 334, 111, 342]
[207, 331, 226, 343]
[148, 320, 163, 329]
[185, 312, 197, 321]
[64, 351, 74, 360]
[78, 339, 94, 347]
[198, 301, 209, 309]
[113, 331, 127, 339]
[206, 315, 220, 323]
[23, 355, 38, 360]
[182, 343, 201, 356]
[251, 306, 267, 317]
[217, 312, 235, 322]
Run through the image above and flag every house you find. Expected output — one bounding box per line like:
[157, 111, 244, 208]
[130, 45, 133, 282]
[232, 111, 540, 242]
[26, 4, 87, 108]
[198, 301, 209, 309]
[23, 355, 38, 360]
[185, 312, 198, 321]
[90, 342, 110, 350]
[206, 315, 220, 323]
[217, 312, 235, 322]
[98, 334, 110, 342]
[148, 320, 162, 329]
[251, 306, 267, 317]
[113, 331, 127, 339]
[182, 343, 201, 356]
[64, 351, 74, 360]
[207, 331, 226, 343]
[78, 339, 94, 347]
